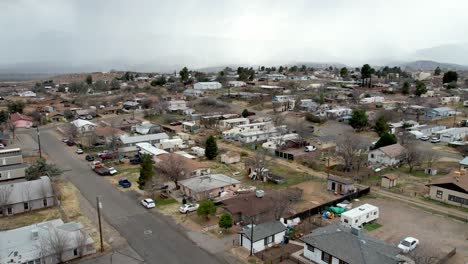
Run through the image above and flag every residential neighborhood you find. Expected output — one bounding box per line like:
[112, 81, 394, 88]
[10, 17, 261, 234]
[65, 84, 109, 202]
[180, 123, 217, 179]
[1, 1, 468, 264]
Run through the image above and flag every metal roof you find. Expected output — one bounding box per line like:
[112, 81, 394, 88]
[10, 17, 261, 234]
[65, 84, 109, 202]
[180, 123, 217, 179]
[241, 221, 287, 242]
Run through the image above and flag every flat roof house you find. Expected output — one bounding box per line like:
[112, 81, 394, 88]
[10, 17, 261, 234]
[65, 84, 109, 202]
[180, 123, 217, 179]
[119, 133, 169, 148]
[426, 107, 456, 119]
[0, 148, 27, 182]
[239, 221, 288, 254]
[178, 174, 240, 202]
[426, 172, 468, 208]
[327, 175, 355, 195]
[70, 119, 97, 134]
[0, 219, 95, 264]
[434, 127, 468, 143]
[193, 82, 222, 90]
[301, 223, 406, 264]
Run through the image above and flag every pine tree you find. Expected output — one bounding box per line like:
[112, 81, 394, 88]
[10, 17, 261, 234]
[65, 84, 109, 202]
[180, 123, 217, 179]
[205, 136, 218, 160]
[218, 212, 233, 230]
[402, 81, 410, 95]
[242, 109, 249, 118]
[374, 115, 390, 137]
[138, 154, 154, 189]
[375, 132, 397, 149]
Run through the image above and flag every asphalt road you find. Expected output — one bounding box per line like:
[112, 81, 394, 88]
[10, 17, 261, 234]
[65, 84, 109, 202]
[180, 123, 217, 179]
[27, 129, 222, 264]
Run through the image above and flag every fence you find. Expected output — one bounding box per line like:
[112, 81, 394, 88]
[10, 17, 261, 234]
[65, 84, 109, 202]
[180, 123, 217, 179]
[289, 187, 371, 220]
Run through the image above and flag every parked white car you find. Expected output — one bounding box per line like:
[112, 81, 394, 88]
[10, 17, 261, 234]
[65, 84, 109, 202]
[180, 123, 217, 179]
[179, 203, 199, 214]
[108, 167, 118, 175]
[398, 237, 419, 253]
[430, 137, 441, 143]
[0, 143, 5, 149]
[76, 148, 84, 154]
[141, 198, 155, 209]
[304, 145, 317, 152]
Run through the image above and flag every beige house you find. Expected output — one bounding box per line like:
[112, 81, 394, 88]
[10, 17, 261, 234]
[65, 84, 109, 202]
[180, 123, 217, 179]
[426, 172, 468, 208]
[221, 151, 241, 164]
[179, 174, 240, 201]
[381, 174, 398, 189]
[155, 153, 210, 177]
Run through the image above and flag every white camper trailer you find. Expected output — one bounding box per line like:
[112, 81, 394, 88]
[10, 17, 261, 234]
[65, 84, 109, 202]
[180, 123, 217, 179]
[340, 203, 379, 228]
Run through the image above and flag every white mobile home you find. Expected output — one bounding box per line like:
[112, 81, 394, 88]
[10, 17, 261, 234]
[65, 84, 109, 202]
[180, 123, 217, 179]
[219, 118, 250, 129]
[193, 82, 222, 90]
[237, 128, 283, 144]
[340, 203, 379, 228]
[222, 122, 273, 140]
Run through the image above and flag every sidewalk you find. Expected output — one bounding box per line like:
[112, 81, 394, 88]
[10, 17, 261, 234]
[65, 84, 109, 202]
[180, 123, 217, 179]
[377, 189, 468, 221]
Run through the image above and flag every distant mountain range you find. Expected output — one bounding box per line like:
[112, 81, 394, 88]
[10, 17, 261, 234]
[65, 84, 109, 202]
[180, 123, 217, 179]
[392, 60, 468, 71]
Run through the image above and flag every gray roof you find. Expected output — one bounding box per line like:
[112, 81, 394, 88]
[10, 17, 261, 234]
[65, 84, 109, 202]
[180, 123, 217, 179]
[0, 163, 28, 172]
[300, 224, 402, 264]
[459, 157, 468, 166]
[241, 221, 288, 242]
[0, 148, 22, 158]
[328, 175, 353, 185]
[1, 176, 54, 205]
[179, 174, 240, 193]
[119, 133, 169, 144]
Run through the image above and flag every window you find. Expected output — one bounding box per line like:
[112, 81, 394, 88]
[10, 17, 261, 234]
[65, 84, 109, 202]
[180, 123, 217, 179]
[43, 199, 48, 207]
[355, 219, 358, 223]
[24, 203, 29, 210]
[436, 190, 443, 199]
[448, 195, 468, 205]
[264, 235, 274, 245]
[7, 207, 12, 215]
[73, 248, 78, 256]
[370, 154, 375, 158]
[321, 251, 332, 264]
[344, 219, 348, 223]
[0, 172, 2, 178]
[339, 260, 349, 264]
[307, 244, 314, 252]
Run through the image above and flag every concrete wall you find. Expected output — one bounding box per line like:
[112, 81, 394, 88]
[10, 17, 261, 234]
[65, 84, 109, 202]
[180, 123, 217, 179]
[2, 197, 55, 216]
[429, 186, 468, 208]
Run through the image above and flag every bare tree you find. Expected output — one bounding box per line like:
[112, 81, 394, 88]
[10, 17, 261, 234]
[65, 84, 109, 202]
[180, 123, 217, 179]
[407, 247, 441, 264]
[335, 134, 367, 172]
[39, 226, 70, 263]
[0, 185, 12, 215]
[423, 150, 439, 171]
[6, 120, 16, 140]
[289, 118, 308, 148]
[245, 149, 269, 181]
[66, 123, 79, 142]
[271, 188, 303, 220]
[156, 154, 188, 188]
[405, 144, 422, 173]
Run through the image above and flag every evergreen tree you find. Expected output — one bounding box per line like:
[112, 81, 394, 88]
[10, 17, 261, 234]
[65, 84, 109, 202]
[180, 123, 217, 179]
[375, 132, 397, 149]
[374, 115, 390, 137]
[443, 71, 458, 84]
[349, 109, 368, 130]
[340, 67, 349, 78]
[218, 212, 233, 230]
[85, 75, 93, 85]
[138, 154, 154, 189]
[241, 109, 249, 118]
[402, 81, 410, 95]
[197, 200, 216, 219]
[205, 136, 218, 160]
[179, 67, 190, 82]
[434, 66, 441, 76]
[414, 81, 427, 96]
[25, 158, 62, 181]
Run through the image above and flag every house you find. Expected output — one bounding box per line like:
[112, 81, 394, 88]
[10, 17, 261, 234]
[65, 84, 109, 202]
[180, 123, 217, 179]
[381, 174, 398, 189]
[426, 107, 456, 119]
[193, 82, 222, 90]
[75, 109, 96, 120]
[440, 96, 460, 105]
[182, 122, 200, 133]
[183, 89, 205, 97]
[299, 99, 319, 112]
[426, 172, 468, 208]
[10, 112, 34, 128]
[70, 119, 97, 134]
[219, 118, 250, 129]
[239, 221, 288, 253]
[0, 148, 28, 182]
[301, 223, 406, 264]
[18, 91, 36, 97]
[325, 108, 352, 118]
[237, 127, 284, 144]
[119, 133, 170, 148]
[46, 112, 65, 122]
[97, 106, 122, 115]
[178, 174, 240, 201]
[0, 219, 95, 264]
[221, 151, 241, 164]
[360, 96, 385, 104]
[434, 127, 468, 142]
[223, 121, 274, 140]
[191, 146, 205, 157]
[413, 71, 431, 81]
[155, 138, 184, 151]
[263, 74, 286, 81]
[111, 118, 141, 132]
[135, 142, 168, 157]
[459, 157, 468, 169]
[155, 153, 210, 177]
[167, 100, 188, 112]
[407, 124, 446, 136]
[0, 176, 55, 216]
[327, 175, 355, 194]
[135, 122, 163, 135]
[368, 144, 406, 166]
[228, 81, 246, 87]
[262, 133, 300, 152]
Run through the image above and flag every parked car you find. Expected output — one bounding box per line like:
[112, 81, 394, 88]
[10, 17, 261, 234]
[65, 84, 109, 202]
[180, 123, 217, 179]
[398, 237, 419, 253]
[94, 167, 110, 176]
[90, 161, 104, 168]
[304, 145, 317, 152]
[169, 121, 182, 126]
[130, 158, 141, 165]
[85, 154, 95, 161]
[153, 184, 169, 190]
[179, 203, 199, 214]
[420, 136, 429, 141]
[141, 198, 155, 209]
[118, 178, 132, 188]
[430, 137, 441, 143]
[108, 167, 118, 175]
[66, 141, 76, 146]
[100, 153, 113, 160]
[0, 143, 5, 149]
[266, 173, 285, 184]
[76, 149, 84, 154]
[62, 138, 69, 143]
[97, 150, 110, 156]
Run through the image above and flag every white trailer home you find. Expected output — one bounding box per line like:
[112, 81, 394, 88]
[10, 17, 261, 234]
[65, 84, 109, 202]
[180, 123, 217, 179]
[340, 203, 379, 228]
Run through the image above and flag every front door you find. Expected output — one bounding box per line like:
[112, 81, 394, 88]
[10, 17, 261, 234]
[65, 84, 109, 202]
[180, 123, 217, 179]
[331, 182, 336, 191]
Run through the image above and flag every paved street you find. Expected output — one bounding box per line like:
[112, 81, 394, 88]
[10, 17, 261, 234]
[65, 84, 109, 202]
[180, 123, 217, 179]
[23, 128, 224, 264]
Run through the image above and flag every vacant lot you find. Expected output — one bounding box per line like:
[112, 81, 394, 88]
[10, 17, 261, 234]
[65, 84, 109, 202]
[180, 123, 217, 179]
[359, 198, 468, 263]
[291, 180, 334, 212]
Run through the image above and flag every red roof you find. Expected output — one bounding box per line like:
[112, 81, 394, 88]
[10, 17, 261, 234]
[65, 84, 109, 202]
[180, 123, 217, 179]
[10, 112, 33, 122]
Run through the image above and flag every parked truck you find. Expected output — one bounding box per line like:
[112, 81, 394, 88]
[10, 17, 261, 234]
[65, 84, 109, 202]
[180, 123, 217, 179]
[340, 203, 379, 228]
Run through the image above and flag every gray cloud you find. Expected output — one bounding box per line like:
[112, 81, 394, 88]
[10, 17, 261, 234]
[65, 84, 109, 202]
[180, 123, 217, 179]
[1, 0, 468, 73]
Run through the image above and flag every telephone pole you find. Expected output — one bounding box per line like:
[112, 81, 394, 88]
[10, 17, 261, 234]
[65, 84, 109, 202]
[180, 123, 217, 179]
[36, 127, 42, 159]
[250, 217, 254, 256]
[96, 196, 104, 253]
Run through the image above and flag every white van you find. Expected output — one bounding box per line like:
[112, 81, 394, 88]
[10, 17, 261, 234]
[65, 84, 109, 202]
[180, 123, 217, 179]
[341, 204, 379, 228]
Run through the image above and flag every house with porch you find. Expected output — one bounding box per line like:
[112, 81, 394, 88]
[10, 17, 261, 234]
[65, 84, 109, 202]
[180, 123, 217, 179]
[178, 174, 240, 202]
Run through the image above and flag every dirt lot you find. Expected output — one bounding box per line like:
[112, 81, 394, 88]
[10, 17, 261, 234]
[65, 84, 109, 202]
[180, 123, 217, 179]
[291, 181, 335, 212]
[358, 197, 468, 264]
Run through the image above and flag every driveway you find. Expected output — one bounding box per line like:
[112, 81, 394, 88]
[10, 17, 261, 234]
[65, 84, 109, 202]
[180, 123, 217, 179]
[23, 128, 224, 264]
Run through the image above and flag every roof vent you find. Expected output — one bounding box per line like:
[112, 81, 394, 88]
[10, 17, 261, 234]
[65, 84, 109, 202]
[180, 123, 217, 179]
[31, 229, 39, 240]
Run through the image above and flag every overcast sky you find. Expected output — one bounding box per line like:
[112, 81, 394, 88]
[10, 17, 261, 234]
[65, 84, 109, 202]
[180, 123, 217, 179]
[1, 0, 468, 71]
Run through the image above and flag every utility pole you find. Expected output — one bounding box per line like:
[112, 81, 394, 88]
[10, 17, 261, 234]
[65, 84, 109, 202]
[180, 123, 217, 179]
[96, 196, 104, 253]
[249, 217, 254, 256]
[36, 127, 42, 159]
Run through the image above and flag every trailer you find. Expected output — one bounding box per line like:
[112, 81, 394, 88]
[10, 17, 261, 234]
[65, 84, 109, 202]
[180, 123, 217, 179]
[340, 203, 379, 228]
